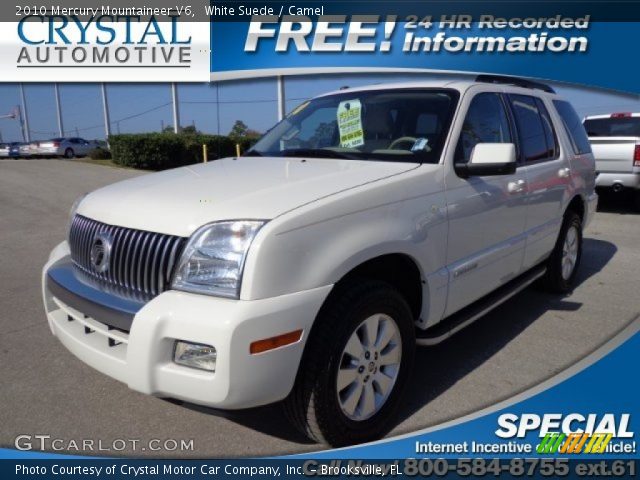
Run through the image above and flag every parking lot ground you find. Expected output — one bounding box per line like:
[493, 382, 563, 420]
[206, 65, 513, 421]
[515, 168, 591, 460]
[0, 159, 638, 457]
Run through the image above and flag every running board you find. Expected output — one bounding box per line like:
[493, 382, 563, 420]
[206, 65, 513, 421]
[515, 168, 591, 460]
[416, 265, 547, 346]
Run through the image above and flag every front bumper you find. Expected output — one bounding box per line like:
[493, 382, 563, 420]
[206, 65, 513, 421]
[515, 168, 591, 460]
[42, 241, 332, 409]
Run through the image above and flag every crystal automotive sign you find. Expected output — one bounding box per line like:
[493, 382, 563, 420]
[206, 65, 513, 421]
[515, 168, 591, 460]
[4, 10, 210, 81]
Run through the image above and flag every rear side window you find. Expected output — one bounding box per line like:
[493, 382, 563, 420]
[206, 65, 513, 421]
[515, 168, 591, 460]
[583, 116, 640, 137]
[509, 95, 558, 163]
[554, 100, 592, 154]
[455, 92, 512, 163]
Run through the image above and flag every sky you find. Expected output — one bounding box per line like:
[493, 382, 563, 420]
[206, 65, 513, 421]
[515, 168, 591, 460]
[0, 73, 639, 143]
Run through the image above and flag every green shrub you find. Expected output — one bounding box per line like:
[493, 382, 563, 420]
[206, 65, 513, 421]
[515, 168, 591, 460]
[183, 134, 236, 163]
[108, 133, 240, 170]
[88, 147, 111, 160]
[109, 133, 188, 170]
[238, 136, 259, 153]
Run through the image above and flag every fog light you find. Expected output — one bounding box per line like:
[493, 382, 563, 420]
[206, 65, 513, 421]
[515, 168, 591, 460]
[173, 341, 217, 372]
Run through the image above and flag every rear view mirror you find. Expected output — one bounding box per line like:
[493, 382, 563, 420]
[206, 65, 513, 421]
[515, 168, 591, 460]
[455, 143, 517, 178]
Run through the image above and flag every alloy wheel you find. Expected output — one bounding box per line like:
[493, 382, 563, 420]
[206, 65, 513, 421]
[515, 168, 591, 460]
[336, 313, 402, 421]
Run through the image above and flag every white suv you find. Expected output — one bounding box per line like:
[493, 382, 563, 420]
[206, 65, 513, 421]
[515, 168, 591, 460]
[42, 76, 597, 446]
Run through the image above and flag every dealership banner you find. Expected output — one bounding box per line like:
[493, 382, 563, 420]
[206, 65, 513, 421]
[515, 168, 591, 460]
[210, 13, 640, 92]
[0, 1, 638, 92]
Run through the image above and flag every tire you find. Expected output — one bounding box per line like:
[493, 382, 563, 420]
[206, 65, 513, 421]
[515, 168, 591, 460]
[284, 280, 416, 447]
[539, 211, 583, 293]
[634, 191, 640, 212]
[64, 148, 74, 159]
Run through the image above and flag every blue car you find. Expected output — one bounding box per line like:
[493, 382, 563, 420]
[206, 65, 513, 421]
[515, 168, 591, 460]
[9, 142, 23, 157]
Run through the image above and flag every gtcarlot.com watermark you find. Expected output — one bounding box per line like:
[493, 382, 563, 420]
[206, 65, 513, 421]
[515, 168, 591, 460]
[15, 434, 194, 453]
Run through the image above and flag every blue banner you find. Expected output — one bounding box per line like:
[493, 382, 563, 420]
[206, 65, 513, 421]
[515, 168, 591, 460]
[211, 17, 639, 93]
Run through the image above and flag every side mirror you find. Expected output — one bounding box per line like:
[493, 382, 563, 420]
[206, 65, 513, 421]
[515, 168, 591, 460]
[455, 143, 517, 178]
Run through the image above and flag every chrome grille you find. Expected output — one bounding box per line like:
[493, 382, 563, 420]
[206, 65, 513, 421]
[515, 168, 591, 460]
[69, 215, 186, 302]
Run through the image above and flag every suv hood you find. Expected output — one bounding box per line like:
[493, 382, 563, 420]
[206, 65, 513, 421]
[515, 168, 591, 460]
[78, 156, 418, 237]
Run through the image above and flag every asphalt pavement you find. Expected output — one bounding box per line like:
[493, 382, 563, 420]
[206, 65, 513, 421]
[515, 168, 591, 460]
[0, 159, 638, 457]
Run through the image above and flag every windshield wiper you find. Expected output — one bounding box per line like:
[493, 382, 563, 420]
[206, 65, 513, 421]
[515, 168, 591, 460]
[280, 148, 358, 159]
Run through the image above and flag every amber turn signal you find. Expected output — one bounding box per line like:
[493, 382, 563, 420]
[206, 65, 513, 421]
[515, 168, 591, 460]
[250, 329, 303, 355]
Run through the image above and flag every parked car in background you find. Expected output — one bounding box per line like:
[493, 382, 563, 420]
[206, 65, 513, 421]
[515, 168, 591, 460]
[29, 141, 41, 157]
[38, 137, 93, 158]
[8, 142, 22, 157]
[0, 143, 10, 157]
[43, 76, 597, 447]
[18, 142, 35, 158]
[90, 139, 109, 150]
[584, 113, 640, 209]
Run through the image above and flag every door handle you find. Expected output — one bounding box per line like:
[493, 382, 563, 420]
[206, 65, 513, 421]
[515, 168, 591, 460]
[558, 167, 571, 178]
[507, 179, 526, 194]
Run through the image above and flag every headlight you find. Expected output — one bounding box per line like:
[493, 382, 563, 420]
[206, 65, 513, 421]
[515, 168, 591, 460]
[171, 220, 265, 299]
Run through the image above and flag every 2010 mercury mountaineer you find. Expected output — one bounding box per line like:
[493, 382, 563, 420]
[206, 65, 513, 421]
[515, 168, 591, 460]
[43, 75, 597, 446]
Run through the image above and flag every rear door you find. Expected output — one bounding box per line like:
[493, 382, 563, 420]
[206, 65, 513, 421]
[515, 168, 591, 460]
[507, 94, 570, 270]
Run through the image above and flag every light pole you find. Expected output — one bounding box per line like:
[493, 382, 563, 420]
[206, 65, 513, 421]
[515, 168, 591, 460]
[19, 84, 30, 142]
[54, 83, 64, 137]
[171, 83, 180, 133]
[277, 76, 286, 121]
[101, 83, 112, 144]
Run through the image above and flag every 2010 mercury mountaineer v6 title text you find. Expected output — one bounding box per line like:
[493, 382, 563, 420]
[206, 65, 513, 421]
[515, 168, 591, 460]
[43, 76, 597, 446]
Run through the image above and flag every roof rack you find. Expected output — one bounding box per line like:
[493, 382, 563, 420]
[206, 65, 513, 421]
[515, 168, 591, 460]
[475, 74, 556, 94]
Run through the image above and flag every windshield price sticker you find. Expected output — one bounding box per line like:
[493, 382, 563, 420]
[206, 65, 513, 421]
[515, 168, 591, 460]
[337, 99, 364, 148]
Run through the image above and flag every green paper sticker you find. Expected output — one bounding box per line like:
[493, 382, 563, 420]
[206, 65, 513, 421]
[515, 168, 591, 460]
[337, 99, 364, 148]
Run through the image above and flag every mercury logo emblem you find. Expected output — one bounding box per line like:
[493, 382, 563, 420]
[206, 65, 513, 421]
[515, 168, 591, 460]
[90, 232, 113, 273]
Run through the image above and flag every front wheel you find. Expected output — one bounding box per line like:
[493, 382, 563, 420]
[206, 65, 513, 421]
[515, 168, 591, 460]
[285, 280, 416, 447]
[64, 148, 74, 159]
[539, 211, 583, 293]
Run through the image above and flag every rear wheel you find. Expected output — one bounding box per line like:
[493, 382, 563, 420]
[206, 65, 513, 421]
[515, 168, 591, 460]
[634, 191, 640, 212]
[285, 280, 415, 447]
[539, 211, 582, 293]
[64, 148, 74, 159]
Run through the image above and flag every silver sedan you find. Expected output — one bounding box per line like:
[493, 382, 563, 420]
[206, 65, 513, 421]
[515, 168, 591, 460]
[38, 137, 93, 158]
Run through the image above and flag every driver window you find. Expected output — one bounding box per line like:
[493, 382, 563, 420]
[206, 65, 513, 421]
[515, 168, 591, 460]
[456, 93, 512, 163]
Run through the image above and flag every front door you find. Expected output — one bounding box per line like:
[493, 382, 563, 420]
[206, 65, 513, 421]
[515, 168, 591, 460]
[443, 88, 528, 317]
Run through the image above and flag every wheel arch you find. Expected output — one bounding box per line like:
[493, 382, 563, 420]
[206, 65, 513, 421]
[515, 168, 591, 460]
[566, 194, 585, 222]
[330, 253, 424, 321]
[295, 252, 425, 378]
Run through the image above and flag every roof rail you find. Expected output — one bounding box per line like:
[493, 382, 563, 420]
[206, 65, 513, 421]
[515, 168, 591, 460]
[475, 74, 556, 94]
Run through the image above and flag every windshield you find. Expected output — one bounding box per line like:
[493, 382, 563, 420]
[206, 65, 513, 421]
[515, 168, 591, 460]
[247, 89, 459, 163]
[584, 117, 640, 137]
